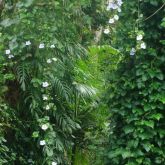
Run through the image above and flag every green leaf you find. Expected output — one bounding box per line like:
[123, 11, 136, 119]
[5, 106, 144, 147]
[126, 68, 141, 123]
[136, 69, 143, 76]
[32, 131, 39, 138]
[24, 0, 34, 7]
[142, 120, 154, 128]
[159, 96, 165, 104]
[156, 73, 164, 80]
[142, 74, 148, 81]
[45, 147, 53, 157]
[150, 113, 163, 121]
[122, 150, 132, 159]
[123, 125, 134, 134]
[144, 104, 151, 111]
[142, 143, 152, 152]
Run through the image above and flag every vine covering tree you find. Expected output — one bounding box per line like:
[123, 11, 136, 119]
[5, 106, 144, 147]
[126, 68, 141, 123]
[106, 0, 165, 164]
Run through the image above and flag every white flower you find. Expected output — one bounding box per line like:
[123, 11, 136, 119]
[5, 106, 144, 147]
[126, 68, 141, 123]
[109, 18, 115, 24]
[43, 95, 48, 100]
[39, 43, 45, 49]
[107, 3, 117, 10]
[41, 124, 48, 131]
[136, 34, 143, 41]
[112, 4, 118, 9]
[131, 48, 136, 53]
[52, 162, 57, 165]
[140, 42, 146, 49]
[117, 0, 123, 6]
[52, 58, 57, 62]
[5, 49, 10, 54]
[42, 82, 49, 88]
[40, 140, 46, 146]
[117, 8, 121, 12]
[114, 15, 119, 21]
[8, 54, 14, 59]
[106, 6, 111, 11]
[140, 14, 143, 18]
[50, 44, 55, 48]
[45, 105, 50, 110]
[47, 59, 52, 64]
[130, 48, 136, 56]
[104, 28, 110, 34]
[25, 41, 31, 46]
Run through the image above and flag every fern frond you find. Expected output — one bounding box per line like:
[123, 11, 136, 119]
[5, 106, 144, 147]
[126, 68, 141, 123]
[73, 82, 97, 98]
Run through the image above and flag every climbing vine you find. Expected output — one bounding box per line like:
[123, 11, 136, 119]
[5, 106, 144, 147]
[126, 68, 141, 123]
[106, 0, 165, 164]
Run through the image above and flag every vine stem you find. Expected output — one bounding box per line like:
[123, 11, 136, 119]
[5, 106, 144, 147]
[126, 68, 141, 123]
[137, 0, 140, 29]
[143, 2, 165, 21]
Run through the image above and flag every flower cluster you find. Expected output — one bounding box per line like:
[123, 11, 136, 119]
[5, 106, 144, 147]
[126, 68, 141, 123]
[39, 76, 58, 164]
[7, 38, 58, 164]
[130, 33, 146, 56]
[5, 41, 56, 60]
[104, 0, 123, 34]
[13, 40, 59, 164]
[47, 57, 57, 64]
[38, 116, 57, 164]
[136, 34, 146, 49]
[38, 43, 56, 49]
[109, 14, 119, 24]
[5, 49, 14, 59]
[130, 48, 136, 56]
[106, 0, 123, 12]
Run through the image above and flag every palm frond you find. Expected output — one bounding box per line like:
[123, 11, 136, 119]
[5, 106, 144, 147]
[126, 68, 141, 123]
[51, 77, 71, 102]
[73, 82, 97, 98]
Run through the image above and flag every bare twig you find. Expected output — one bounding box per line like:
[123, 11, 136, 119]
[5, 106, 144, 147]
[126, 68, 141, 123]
[143, 2, 165, 21]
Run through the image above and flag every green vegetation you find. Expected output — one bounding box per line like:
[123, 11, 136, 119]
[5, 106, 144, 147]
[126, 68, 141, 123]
[0, 0, 165, 165]
[106, 0, 165, 164]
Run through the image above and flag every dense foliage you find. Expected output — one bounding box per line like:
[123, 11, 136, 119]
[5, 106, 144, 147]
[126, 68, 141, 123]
[1, 0, 165, 165]
[106, 0, 165, 164]
[0, 0, 109, 165]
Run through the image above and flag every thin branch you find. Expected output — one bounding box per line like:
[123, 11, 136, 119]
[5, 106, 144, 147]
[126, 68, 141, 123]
[36, 2, 53, 6]
[143, 2, 165, 21]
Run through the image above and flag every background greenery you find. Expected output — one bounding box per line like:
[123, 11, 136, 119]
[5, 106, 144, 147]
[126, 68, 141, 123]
[0, 0, 165, 165]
